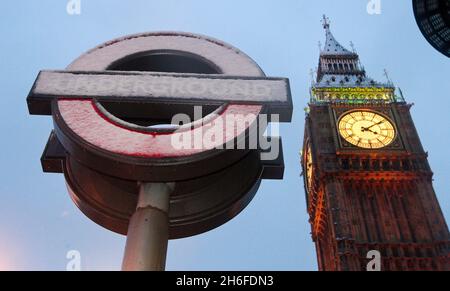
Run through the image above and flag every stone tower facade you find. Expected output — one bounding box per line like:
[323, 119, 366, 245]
[301, 17, 449, 271]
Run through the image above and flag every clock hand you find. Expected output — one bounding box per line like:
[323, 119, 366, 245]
[368, 121, 384, 130]
[361, 127, 378, 135]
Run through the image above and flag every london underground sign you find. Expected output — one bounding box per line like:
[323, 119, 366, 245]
[27, 32, 292, 270]
[30, 70, 290, 114]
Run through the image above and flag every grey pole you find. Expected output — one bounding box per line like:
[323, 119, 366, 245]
[122, 183, 174, 271]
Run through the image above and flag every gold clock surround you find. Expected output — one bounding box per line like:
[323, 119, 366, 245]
[305, 143, 314, 191]
[338, 110, 396, 149]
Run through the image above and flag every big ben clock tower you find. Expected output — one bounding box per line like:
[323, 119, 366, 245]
[301, 16, 449, 271]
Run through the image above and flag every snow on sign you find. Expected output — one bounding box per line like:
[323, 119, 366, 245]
[27, 32, 292, 240]
[28, 70, 291, 121]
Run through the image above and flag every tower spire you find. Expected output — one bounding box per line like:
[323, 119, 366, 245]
[320, 15, 352, 55]
[322, 14, 330, 30]
[313, 16, 394, 102]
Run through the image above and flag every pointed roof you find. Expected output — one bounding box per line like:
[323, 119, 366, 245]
[314, 16, 394, 90]
[321, 15, 354, 56]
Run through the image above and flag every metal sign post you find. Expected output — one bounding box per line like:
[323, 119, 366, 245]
[122, 183, 173, 271]
[27, 32, 293, 271]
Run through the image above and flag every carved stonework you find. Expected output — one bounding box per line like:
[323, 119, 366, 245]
[301, 18, 450, 271]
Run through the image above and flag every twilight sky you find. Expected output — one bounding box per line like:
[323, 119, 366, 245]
[0, 0, 448, 270]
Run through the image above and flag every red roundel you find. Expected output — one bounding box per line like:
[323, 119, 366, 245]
[49, 32, 267, 181]
[58, 99, 261, 158]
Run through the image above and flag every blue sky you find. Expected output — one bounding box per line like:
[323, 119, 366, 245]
[0, 0, 448, 270]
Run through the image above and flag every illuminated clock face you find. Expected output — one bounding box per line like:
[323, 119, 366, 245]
[338, 111, 396, 149]
[305, 144, 313, 189]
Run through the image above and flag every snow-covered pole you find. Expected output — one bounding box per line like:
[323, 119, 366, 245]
[122, 183, 174, 271]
